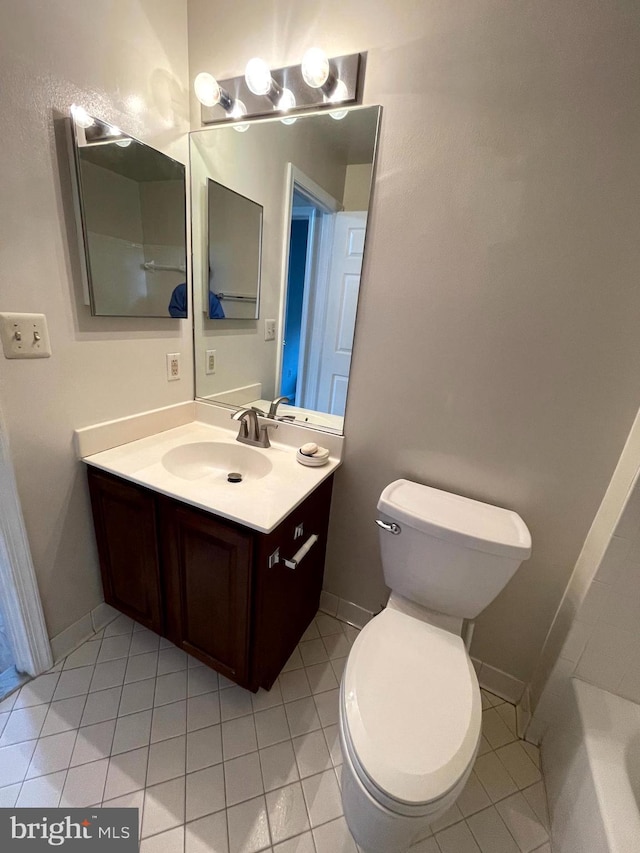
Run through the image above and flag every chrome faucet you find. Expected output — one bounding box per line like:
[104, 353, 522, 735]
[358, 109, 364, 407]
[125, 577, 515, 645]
[231, 409, 277, 448]
[268, 396, 290, 419]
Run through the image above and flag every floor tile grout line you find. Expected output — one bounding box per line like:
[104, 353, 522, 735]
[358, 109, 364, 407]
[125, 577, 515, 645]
[53, 732, 545, 847]
[14, 658, 73, 806]
[15, 625, 106, 807]
[58, 620, 120, 808]
[138, 633, 161, 831]
[54, 624, 115, 808]
[464, 798, 526, 853]
[3, 612, 549, 853]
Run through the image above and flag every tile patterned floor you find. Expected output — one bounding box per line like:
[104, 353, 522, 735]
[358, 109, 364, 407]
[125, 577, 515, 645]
[0, 611, 552, 853]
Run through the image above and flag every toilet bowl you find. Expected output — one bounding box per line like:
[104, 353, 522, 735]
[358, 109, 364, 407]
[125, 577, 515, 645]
[338, 606, 481, 852]
[339, 479, 531, 853]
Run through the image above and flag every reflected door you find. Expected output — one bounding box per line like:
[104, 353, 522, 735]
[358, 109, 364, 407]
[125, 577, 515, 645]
[315, 212, 367, 416]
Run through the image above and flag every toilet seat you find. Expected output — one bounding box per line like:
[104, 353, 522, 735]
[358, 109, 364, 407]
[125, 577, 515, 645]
[341, 608, 481, 809]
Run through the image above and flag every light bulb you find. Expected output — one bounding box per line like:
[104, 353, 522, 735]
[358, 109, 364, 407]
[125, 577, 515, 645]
[278, 88, 297, 124]
[245, 57, 272, 96]
[301, 47, 330, 88]
[194, 72, 221, 107]
[327, 79, 349, 120]
[328, 78, 348, 104]
[116, 138, 132, 147]
[230, 99, 249, 133]
[71, 105, 94, 129]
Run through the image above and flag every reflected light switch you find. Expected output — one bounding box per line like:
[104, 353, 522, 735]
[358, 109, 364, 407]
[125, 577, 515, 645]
[265, 319, 276, 341]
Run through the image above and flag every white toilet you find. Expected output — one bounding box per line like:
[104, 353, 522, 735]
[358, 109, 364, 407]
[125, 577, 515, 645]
[339, 479, 531, 853]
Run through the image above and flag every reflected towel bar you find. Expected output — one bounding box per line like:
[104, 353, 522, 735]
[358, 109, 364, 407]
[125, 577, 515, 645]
[143, 261, 186, 273]
[215, 293, 258, 302]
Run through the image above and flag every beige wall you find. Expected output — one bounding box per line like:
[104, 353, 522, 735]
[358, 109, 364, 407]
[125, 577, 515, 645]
[343, 164, 373, 212]
[82, 163, 144, 242]
[0, 0, 191, 640]
[188, 0, 640, 682]
[140, 180, 187, 315]
[140, 180, 186, 247]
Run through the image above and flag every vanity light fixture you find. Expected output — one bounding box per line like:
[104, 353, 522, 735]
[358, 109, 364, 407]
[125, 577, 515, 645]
[245, 57, 282, 102]
[197, 51, 364, 127]
[194, 72, 248, 130]
[301, 48, 350, 120]
[301, 48, 339, 96]
[245, 58, 298, 124]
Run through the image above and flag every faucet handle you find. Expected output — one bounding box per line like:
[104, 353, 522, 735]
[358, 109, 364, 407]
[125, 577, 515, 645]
[231, 408, 250, 439]
[258, 421, 278, 448]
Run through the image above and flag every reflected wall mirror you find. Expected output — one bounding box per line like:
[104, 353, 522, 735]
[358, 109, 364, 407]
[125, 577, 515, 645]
[191, 104, 381, 433]
[69, 110, 187, 318]
[207, 179, 262, 319]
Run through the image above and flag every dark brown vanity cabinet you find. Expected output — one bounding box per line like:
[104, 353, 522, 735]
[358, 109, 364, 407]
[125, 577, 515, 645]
[87, 470, 163, 634]
[87, 467, 334, 691]
[158, 500, 253, 687]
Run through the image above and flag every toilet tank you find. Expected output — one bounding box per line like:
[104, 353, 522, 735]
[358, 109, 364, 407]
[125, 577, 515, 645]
[377, 480, 531, 620]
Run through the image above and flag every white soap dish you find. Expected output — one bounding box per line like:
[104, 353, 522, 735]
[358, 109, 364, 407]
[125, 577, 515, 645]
[297, 449, 330, 467]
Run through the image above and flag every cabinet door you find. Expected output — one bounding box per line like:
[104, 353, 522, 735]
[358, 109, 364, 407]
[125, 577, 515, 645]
[87, 468, 163, 633]
[160, 499, 253, 686]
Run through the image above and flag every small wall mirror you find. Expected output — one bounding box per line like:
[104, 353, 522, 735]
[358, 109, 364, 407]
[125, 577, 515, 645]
[207, 179, 262, 319]
[191, 105, 381, 433]
[69, 110, 187, 318]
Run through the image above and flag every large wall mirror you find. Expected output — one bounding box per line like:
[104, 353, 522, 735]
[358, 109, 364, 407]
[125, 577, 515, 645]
[191, 105, 381, 433]
[69, 111, 187, 317]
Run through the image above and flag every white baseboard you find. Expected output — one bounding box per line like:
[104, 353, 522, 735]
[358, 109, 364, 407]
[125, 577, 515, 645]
[50, 602, 120, 663]
[319, 590, 374, 629]
[516, 685, 532, 738]
[91, 602, 120, 633]
[472, 657, 525, 705]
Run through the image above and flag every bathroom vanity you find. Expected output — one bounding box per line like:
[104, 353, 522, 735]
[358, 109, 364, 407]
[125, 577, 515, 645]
[79, 413, 340, 692]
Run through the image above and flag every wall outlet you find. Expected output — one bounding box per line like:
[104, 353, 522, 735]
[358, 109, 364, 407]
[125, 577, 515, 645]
[0, 312, 52, 359]
[166, 352, 181, 381]
[265, 319, 276, 341]
[205, 349, 216, 374]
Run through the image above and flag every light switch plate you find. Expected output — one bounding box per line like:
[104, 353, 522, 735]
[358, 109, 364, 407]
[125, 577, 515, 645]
[0, 312, 51, 358]
[264, 319, 276, 341]
[166, 352, 181, 381]
[205, 349, 216, 374]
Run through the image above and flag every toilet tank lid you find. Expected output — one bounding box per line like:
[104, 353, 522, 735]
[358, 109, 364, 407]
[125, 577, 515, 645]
[377, 479, 531, 560]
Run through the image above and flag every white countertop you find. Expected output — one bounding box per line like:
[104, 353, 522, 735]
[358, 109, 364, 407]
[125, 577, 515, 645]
[82, 419, 340, 533]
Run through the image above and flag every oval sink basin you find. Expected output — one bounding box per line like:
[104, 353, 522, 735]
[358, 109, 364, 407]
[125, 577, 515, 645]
[161, 441, 273, 482]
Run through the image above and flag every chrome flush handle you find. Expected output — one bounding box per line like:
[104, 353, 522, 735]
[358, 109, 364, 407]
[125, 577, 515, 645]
[375, 519, 401, 535]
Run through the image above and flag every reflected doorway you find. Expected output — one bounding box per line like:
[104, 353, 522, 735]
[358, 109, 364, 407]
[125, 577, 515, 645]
[279, 175, 367, 418]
